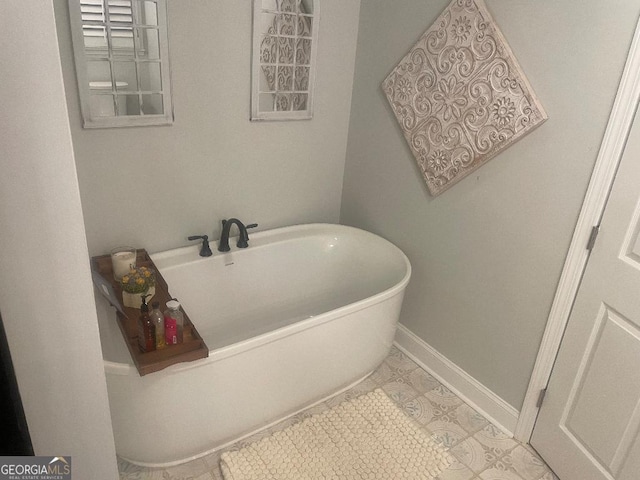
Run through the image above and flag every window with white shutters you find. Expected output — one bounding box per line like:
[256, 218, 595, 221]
[69, 0, 173, 127]
[80, 0, 135, 50]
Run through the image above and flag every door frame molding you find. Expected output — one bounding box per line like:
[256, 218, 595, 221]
[514, 16, 640, 442]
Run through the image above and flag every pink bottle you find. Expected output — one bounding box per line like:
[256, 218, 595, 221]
[164, 299, 184, 345]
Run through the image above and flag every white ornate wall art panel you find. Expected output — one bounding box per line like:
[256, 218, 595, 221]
[382, 0, 547, 196]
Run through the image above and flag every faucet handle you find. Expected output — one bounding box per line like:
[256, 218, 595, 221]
[188, 235, 213, 257]
[245, 223, 258, 242]
[237, 223, 258, 248]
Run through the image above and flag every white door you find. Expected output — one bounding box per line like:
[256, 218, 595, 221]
[530, 105, 640, 479]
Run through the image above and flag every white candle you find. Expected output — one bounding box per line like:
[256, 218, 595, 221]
[111, 248, 136, 280]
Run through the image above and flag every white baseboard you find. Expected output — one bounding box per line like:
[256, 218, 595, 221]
[394, 324, 519, 436]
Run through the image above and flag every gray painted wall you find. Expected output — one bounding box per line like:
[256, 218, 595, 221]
[54, 0, 361, 256]
[341, 0, 640, 409]
[48, 0, 640, 425]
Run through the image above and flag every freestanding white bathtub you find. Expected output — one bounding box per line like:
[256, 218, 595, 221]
[95, 223, 411, 466]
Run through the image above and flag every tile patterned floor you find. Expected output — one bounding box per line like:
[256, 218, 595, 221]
[118, 346, 559, 480]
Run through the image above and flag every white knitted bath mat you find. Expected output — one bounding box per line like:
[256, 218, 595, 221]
[219, 389, 452, 480]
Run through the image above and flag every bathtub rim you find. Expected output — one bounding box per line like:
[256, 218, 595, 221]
[103, 223, 411, 377]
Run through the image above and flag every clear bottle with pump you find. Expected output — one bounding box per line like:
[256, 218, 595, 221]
[137, 294, 156, 353]
[149, 301, 165, 349]
[164, 299, 184, 345]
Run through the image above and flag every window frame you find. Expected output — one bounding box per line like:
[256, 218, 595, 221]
[69, 0, 174, 128]
[251, 0, 320, 121]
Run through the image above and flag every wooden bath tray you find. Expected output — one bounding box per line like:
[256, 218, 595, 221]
[91, 249, 209, 376]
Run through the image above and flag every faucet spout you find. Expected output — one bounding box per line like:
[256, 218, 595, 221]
[218, 218, 257, 252]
